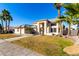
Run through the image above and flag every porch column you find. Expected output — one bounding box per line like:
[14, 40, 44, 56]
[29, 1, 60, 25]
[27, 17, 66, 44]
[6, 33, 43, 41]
[57, 23, 59, 34]
[37, 22, 40, 34]
[44, 21, 47, 35]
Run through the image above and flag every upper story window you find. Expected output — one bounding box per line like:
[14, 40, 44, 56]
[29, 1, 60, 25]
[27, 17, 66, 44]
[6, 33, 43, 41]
[51, 23, 56, 26]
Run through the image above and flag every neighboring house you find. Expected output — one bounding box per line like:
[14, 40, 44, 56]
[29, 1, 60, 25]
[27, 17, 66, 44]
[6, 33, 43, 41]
[14, 26, 25, 35]
[33, 19, 63, 35]
[14, 24, 34, 35]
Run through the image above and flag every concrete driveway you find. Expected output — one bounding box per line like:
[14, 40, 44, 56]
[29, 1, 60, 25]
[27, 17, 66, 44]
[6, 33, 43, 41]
[0, 34, 42, 56]
[0, 42, 42, 56]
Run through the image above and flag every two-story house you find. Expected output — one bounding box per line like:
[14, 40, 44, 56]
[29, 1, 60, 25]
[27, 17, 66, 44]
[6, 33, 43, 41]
[33, 19, 63, 35]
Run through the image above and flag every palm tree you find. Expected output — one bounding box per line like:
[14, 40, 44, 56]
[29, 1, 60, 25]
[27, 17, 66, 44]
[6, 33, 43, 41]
[55, 18, 63, 35]
[0, 14, 4, 33]
[54, 3, 62, 17]
[62, 3, 78, 35]
[54, 3, 79, 36]
[54, 3, 63, 35]
[64, 13, 73, 35]
[2, 9, 13, 33]
[7, 15, 13, 31]
[56, 15, 74, 36]
[73, 20, 79, 35]
[2, 9, 9, 32]
[64, 16, 73, 35]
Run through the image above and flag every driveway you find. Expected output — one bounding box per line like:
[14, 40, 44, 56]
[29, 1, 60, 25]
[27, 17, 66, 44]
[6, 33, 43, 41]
[0, 34, 42, 56]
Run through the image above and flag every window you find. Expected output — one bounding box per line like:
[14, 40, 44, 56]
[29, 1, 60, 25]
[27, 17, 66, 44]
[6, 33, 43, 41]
[51, 23, 56, 26]
[50, 28, 56, 32]
[17, 29, 19, 32]
[54, 28, 56, 32]
[51, 28, 53, 32]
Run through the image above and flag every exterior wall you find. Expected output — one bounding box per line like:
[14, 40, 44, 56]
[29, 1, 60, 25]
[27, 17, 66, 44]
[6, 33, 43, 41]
[33, 21, 47, 35]
[46, 23, 59, 35]
[14, 28, 25, 35]
[33, 21, 60, 35]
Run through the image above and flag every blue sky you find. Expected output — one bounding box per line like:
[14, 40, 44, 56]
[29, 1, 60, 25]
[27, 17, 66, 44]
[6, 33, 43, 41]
[0, 3, 65, 26]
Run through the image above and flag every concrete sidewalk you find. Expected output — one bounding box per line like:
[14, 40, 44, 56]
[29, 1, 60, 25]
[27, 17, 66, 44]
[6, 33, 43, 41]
[0, 34, 33, 43]
[63, 36, 79, 55]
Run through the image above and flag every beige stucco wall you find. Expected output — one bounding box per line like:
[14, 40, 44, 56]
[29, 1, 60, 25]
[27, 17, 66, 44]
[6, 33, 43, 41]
[46, 23, 59, 35]
[33, 21, 60, 35]
[14, 28, 25, 35]
[33, 21, 59, 35]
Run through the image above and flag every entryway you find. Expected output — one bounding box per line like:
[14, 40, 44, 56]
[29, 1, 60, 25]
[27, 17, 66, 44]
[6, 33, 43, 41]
[39, 23, 44, 35]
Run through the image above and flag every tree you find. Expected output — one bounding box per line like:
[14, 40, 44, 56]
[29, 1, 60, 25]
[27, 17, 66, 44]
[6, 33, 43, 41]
[0, 14, 4, 33]
[2, 9, 13, 33]
[7, 15, 13, 31]
[55, 18, 64, 35]
[63, 16, 73, 35]
[54, 3, 62, 17]
[54, 3, 63, 35]
[62, 3, 79, 35]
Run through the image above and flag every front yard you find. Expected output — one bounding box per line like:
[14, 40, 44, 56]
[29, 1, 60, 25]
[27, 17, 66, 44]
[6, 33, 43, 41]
[11, 35, 73, 56]
[0, 34, 19, 39]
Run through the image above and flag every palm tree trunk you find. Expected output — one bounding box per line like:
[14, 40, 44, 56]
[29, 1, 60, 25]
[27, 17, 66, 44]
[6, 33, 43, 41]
[1, 20, 4, 33]
[59, 22, 62, 35]
[58, 9, 60, 17]
[5, 20, 7, 33]
[8, 20, 10, 31]
[68, 24, 71, 36]
[58, 9, 62, 35]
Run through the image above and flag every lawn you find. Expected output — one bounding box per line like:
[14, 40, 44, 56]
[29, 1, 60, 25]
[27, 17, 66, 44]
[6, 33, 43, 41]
[11, 35, 73, 56]
[0, 34, 19, 39]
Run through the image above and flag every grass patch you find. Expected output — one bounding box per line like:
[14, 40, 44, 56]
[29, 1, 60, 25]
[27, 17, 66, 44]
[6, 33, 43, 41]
[0, 34, 19, 39]
[11, 35, 73, 56]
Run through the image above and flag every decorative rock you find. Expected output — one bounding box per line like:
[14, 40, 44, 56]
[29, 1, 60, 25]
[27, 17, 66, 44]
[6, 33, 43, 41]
[63, 45, 79, 55]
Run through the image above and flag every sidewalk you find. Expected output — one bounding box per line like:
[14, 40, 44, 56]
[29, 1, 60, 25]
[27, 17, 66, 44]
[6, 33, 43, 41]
[0, 34, 33, 43]
[69, 36, 79, 44]
[63, 36, 79, 55]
